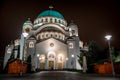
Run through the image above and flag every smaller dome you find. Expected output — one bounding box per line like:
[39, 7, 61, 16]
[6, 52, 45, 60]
[25, 20, 31, 23]
[24, 19, 32, 24]
[23, 19, 32, 26]
[23, 19, 33, 30]
[69, 20, 76, 26]
[68, 21, 78, 29]
[37, 10, 64, 19]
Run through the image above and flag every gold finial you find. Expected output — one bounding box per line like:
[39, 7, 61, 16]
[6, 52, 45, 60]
[49, 5, 53, 9]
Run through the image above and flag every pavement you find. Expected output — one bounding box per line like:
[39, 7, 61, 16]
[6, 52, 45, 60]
[0, 71, 120, 80]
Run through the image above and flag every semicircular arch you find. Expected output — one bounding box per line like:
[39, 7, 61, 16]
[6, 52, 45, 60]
[35, 24, 66, 34]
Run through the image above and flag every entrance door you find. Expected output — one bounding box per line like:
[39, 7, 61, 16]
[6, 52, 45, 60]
[58, 63, 62, 69]
[49, 61, 54, 70]
[40, 63, 44, 69]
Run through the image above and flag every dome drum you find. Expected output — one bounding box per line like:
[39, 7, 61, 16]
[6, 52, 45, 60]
[33, 17, 67, 29]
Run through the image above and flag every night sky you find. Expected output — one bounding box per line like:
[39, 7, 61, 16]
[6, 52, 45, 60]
[0, 0, 120, 57]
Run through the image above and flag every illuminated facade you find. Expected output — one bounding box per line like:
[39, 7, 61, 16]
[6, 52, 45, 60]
[3, 8, 83, 71]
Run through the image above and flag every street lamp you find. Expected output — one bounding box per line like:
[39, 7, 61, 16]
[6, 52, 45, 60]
[20, 32, 28, 76]
[105, 34, 115, 76]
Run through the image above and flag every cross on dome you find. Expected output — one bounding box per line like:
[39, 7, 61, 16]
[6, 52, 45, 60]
[49, 5, 54, 9]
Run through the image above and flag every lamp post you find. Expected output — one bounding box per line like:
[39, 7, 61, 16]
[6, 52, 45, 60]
[66, 58, 68, 68]
[105, 34, 115, 76]
[37, 54, 40, 71]
[71, 54, 75, 69]
[20, 32, 28, 76]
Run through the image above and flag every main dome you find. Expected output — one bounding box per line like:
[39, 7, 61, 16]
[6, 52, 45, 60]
[37, 10, 64, 19]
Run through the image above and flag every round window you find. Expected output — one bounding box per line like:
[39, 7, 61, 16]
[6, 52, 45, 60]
[50, 43, 54, 47]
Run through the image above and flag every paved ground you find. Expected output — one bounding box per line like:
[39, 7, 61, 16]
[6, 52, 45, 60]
[0, 71, 120, 80]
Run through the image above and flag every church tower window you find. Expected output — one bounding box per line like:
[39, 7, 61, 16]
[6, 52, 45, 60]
[29, 42, 34, 48]
[7, 48, 12, 54]
[69, 43, 73, 49]
[72, 30, 75, 35]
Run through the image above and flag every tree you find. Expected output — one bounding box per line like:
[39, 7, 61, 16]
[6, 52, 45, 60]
[84, 40, 100, 73]
[111, 47, 120, 63]
[88, 40, 100, 63]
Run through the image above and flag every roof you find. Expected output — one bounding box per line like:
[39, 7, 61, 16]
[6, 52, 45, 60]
[24, 19, 32, 24]
[37, 10, 64, 19]
[67, 37, 74, 39]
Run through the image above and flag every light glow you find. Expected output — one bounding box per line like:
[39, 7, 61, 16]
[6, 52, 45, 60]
[58, 54, 63, 62]
[66, 58, 68, 60]
[105, 35, 112, 40]
[22, 32, 28, 37]
[37, 54, 40, 57]
[39, 57, 41, 60]
[71, 54, 74, 57]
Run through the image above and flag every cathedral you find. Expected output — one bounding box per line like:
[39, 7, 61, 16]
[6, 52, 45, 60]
[3, 7, 84, 72]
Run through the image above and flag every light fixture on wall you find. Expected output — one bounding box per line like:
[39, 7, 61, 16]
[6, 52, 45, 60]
[71, 54, 74, 57]
[66, 58, 68, 60]
[37, 54, 40, 57]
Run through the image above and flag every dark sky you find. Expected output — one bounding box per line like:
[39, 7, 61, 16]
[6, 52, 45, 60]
[0, 0, 120, 56]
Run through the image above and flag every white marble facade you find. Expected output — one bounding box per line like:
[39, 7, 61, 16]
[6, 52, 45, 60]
[4, 8, 82, 71]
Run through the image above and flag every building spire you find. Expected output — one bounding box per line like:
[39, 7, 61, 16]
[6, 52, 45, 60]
[49, 5, 54, 10]
[69, 20, 75, 25]
[28, 18, 30, 21]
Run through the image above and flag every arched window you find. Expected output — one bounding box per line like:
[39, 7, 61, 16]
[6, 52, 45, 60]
[39, 55, 45, 63]
[55, 34, 57, 38]
[69, 43, 73, 49]
[59, 20, 61, 23]
[72, 30, 75, 35]
[55, 19, 57, 23]
[46, 34, 48, 38]
[50, 18, 53, 23]
[29, 42, 34, 48]
[41, 19, 43, 22]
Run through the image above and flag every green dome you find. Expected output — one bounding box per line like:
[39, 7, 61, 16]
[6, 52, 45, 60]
[37, 10, 64, 19]
[23, 19, 32, 27]
[24, 20, 31, 23]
